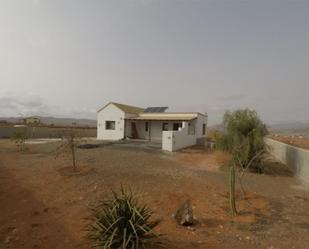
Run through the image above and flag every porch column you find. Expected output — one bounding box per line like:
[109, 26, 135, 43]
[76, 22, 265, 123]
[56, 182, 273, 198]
[149, 120, 151, 141]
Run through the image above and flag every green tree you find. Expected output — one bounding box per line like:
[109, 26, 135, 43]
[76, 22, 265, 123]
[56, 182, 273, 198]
[217, 109, 268, 215]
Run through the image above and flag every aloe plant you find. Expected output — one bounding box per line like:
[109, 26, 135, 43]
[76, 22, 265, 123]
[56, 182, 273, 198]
[88, 187, 160, 249]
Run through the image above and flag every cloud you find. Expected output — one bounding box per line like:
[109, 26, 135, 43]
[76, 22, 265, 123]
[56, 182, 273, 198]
[0, 91, 96, 119]
[0, 91, 48, 116]
[139, 0, 153, 5]
[32, 0, 41, 5]
[28, 34, 51, 48]
[217, 94, 247, 102]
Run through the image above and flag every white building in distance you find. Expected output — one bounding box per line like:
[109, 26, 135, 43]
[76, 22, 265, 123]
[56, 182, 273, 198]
[97, 102, 207, 152]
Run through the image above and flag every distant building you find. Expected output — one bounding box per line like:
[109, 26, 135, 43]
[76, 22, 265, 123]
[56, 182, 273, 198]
[22, 116, 41, 125]
[14, 124, 27, 128]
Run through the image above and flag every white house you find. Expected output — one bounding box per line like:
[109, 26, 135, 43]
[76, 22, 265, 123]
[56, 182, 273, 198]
[97, 102, 208, 152]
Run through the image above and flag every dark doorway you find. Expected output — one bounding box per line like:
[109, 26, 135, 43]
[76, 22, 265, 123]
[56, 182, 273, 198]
[131, 122, 138, 139]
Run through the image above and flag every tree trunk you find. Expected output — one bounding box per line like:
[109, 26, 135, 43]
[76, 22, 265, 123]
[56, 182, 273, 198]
[229, 164, 237, 216]
[71, 142, 76, 171]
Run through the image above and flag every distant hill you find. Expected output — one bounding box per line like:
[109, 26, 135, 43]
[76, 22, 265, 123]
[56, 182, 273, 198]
[207, 124, 224, 132]
[208, 122, 309, 135]
[268, 122, 309, 135]
[0, 116, 97, 127]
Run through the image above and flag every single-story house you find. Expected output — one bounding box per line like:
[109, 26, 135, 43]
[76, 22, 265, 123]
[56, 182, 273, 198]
[97, 102, 208, 152]
[21, 116, 41, 125]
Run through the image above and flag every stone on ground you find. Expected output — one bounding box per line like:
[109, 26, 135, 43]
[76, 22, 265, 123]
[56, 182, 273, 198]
[175, 199, 194, 226]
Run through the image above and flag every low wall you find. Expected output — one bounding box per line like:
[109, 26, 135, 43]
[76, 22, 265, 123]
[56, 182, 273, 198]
[0, 126, 97, 139]
[265, 138, 309, 185]
[162, 122, 196, 152]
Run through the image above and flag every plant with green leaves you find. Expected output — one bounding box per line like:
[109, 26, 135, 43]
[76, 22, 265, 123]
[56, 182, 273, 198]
[217, 109, 268, 215]
[218, 109, 268, 171]
[12, 130, 28, 151]
[88, 187, 161, 249]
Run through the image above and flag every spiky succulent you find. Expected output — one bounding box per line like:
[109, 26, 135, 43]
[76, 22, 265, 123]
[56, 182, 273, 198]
[88, 187, 160, 249]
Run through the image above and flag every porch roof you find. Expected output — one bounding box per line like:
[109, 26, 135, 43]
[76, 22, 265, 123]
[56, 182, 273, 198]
[126, 113, 198, 121]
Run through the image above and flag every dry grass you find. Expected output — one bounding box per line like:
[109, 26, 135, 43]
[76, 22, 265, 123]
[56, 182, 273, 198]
[213, 150, 232, 167]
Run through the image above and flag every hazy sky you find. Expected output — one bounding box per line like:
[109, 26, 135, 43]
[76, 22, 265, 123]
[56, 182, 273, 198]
[0, 0, 308, 125]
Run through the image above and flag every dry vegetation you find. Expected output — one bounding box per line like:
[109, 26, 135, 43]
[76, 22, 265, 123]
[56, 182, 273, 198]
[1, 139, 309, 249]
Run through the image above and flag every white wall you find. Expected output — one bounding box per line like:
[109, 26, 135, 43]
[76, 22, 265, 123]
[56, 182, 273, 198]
[149, 121, 165, 141]
[162, 122, 197, 152]
[265, 138, 309, 186]
[97, 104, 125, 140]
[195, 114, 208, 138]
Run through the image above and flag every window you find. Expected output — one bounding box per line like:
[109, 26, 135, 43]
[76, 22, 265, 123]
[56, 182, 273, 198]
[105, 121, 115, 130]
[202, 123, 206, 135]
[145, 122, 149, 132]
[162, 123, 169, 131]
[173, 123, 182, 131]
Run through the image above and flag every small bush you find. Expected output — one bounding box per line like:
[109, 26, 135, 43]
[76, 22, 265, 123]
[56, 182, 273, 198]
[12, 130, 28, 151]
[88, 187, 160, 249]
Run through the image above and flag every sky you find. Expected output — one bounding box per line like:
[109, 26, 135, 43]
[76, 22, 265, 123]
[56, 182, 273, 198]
[0, 0, 308, 125]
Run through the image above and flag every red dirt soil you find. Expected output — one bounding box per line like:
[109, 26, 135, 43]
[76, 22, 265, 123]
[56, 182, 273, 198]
[270, 135, 309, 150]
[1, 140, 309, 249]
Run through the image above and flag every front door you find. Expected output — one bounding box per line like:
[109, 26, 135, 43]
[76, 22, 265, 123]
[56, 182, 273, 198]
[131, 122, 138, 138]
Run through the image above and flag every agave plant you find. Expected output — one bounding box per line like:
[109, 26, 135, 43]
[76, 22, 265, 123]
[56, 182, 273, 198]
[88, 187, 160, 249]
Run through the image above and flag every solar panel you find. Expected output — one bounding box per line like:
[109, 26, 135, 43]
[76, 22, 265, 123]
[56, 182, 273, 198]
[144, 107, 168, 113]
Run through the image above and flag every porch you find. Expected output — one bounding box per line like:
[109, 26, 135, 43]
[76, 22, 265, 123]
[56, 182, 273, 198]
[124, 119, 196, 142]
[124, 114, 198, 152]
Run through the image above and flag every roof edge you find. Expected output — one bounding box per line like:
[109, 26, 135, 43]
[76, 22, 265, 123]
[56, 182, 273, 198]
[97, 102, 113, 113]
[139, 112, 207, 117]
[97, 103, 207, 117]
[97, 102, 144, 114]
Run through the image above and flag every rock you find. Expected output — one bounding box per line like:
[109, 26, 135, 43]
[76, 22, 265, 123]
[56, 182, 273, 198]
[4, 236, 12, 244]
[175, 199, 194, 226]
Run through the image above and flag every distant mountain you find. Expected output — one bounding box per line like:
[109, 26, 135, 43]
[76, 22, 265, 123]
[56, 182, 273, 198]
[0, 116, 97, 127]
[269, 122, 309, 134]
[208, 122, 309, 135]
[207, 124, 224, 132]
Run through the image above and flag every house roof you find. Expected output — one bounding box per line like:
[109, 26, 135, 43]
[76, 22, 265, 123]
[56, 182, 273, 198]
[126, 113, 199, 121]
[97, 102, 144, 114]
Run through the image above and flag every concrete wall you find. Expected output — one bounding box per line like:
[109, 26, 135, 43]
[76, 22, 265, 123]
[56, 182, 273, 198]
[195, 113, 208, 138]
[162, 122, 197, 152]
[97, 103, 125, 140]
[265, 138, 309, 186]
[0, 126, 96, 138]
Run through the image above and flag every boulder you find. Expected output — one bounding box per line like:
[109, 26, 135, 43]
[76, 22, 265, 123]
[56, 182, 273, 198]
[175, 199, 194, 226]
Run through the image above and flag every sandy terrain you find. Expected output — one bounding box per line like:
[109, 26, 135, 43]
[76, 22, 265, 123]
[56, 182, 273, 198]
[271, 134, 309, 150]
[1, 139, 309, 249]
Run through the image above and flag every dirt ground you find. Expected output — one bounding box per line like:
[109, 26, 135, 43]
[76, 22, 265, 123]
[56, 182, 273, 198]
[270, 134, 309, 150]
[1, 140, 309, 249]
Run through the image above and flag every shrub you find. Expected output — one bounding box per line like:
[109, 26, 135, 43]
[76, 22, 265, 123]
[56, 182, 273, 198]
[12, 130, 28, 151]
[54, 129, 83, 171]
[217, 109, 268, 171]
[217, 109, 268, 215]
[88, 188, 160, 249]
